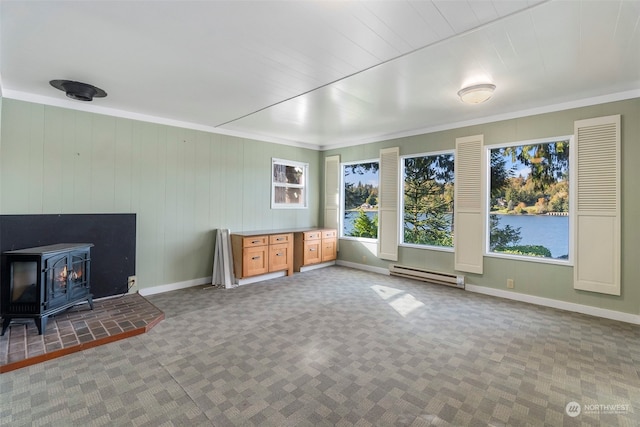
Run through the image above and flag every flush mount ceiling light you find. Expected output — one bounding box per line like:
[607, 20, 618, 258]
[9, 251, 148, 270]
[457, 83, 496, 104]
[50, 79, 107, 101]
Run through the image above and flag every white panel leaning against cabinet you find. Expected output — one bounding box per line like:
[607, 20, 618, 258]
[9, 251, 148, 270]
[212, 229, 235, 289]
[573, 115, 620, 295]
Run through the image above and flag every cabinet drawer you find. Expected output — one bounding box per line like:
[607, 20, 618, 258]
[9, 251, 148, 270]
[322, 229, 336, 239]
[321, 238, 337, 262]
[269, 243, 290, 272]
[242, 246, 268, 277]
[303, 241, 322, 265]
[243, 236, 268, 248]
[303, 231, 322, 241]
[269, 233, 291, 245]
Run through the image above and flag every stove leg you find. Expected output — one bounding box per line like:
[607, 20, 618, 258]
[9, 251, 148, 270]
[87, 295, 94, 310]
[36, 317, 47, 335]
[1, 317, 12, 336]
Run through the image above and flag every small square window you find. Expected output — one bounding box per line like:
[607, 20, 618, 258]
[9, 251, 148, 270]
[272, 158, 308, 209]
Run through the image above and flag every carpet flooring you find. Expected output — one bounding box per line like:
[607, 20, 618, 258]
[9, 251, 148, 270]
[1, 266, 639, 426]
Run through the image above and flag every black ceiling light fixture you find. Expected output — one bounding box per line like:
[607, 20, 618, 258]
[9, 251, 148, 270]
[49, 79, 107, 101]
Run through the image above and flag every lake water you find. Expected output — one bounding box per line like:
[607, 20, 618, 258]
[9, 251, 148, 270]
[493, 214, 569, 258]
[344, 211, 569, 258]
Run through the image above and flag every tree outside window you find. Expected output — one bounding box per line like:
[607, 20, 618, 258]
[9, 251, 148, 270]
[342, 161, 379, 239]
[402, 153, 455, 248]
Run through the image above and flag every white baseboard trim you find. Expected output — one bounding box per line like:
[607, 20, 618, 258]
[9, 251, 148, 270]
[299, 261, 336, 273]
[236, 271, 287, 286]
[465, 284, 640, 325]
[336, 260, 390, 276]
[139, 277, 211, 296]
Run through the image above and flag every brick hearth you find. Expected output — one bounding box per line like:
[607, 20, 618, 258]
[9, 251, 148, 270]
[0, 293, 164, 373]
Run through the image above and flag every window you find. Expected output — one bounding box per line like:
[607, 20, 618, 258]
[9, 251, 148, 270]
[341, 160, 379, 239]
[401, 152, 455, 248]
[487, 137, 571, 262]
[271, 158, 308, 209]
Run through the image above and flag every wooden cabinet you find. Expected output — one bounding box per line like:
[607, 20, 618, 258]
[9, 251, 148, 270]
[321, 229, 337, 262]
[268, 234, 293, 273]
[294, 229, 337, 271]
[231, 232, 293, 279]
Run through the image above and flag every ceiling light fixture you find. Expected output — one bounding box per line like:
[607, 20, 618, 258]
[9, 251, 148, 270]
[49, 79, 107, 101]
[457, 83, 496, 104]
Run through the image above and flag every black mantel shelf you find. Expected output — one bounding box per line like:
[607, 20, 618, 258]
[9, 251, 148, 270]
[4, 243, 95, 256]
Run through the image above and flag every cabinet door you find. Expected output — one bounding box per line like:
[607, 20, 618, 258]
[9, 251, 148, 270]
[243, 246, 269, 277]
[321, 238, 337, 262]
[269, 243, 290, 272]
[303, 241, 322, 265]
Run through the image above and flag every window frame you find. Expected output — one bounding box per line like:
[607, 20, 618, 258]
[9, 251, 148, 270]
[484, 135, 574, 266]
[399, 149, 455, 252]
[271, 158, 309, 209]
[340, 158, 380, 242]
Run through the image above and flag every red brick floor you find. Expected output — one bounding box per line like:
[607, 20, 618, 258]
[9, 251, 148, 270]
[0, 293, 164, 373]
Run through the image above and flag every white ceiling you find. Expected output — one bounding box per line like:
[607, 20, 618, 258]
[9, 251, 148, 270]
[1, 0, 639, 150]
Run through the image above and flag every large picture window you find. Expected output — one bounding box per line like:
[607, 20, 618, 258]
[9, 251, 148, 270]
[401, 152, 455, 248]
[272, 158, 308, 209]
[487, 137, 571, 262]
[341, 160, 379, 239]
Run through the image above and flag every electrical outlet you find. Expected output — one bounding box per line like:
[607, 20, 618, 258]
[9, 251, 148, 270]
[507, 278, 514, 289]
[128, 275, 137, 293]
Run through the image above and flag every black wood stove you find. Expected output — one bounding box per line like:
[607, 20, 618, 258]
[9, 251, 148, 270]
[1, 243, 94, 335]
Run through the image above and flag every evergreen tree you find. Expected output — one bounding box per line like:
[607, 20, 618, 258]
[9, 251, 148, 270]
[350, 209, 378, 238]
[403, 154, 454, 247]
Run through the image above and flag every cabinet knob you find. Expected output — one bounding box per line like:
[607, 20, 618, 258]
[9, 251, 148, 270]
[251, 240, 261, 244]
[276, 252, 283, 256]
[251, 256, 261, 260]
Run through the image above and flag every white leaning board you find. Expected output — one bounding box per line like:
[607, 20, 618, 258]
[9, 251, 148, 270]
[212, 229, 235, 289]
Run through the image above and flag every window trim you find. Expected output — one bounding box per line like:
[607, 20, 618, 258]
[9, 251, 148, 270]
[399, 149, 455, 252]
[484, 135, 574, 266]
[340, 158, 379, 241]
[271, 158, 309, 209]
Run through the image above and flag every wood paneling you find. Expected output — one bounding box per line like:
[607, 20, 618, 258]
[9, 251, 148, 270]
[0, 99, 320, 291]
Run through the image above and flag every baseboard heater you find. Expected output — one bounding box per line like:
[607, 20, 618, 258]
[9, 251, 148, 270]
[389, 264, 464, 289]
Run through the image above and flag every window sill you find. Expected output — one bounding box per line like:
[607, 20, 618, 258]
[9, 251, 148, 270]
[399, 243, 454, 253]
[485, 251, 572, 266]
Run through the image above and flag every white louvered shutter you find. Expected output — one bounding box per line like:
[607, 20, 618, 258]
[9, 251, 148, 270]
[324, 156, 340, 249]
[574, 115, 620, 295]
[378, 147, 399, 261]
[454, 135, 485, 274]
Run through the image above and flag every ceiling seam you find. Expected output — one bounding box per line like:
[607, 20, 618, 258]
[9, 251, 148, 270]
[214, 0, 554, 130]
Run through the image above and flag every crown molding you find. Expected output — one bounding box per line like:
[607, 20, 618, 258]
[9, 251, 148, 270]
[318, 89, 640, 151]
[1, 89, 321, 151]
[4, 88, 638, 153]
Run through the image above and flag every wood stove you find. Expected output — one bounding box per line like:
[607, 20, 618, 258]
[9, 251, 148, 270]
[1, 243, 94, 335]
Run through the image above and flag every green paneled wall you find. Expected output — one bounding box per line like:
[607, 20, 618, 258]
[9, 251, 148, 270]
[324, 98, 640, 316]
[2, 97, 638, 317]
[0, 99, 321, 290]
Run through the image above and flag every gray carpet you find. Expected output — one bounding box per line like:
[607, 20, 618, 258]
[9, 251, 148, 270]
[1, 266, 639, 426]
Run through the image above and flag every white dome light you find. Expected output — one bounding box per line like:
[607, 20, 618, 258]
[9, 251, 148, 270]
[457, 83, 496, 104]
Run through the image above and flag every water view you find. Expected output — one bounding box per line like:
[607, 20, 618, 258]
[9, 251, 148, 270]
[343, 211, 569, 259]
[494, 214, 568, 259]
